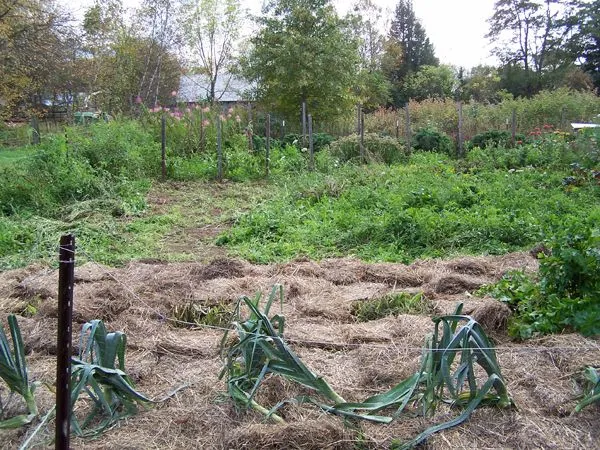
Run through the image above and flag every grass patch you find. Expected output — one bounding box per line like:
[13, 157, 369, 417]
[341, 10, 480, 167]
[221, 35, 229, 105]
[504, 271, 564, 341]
[0, 146, 38, 168]
[170, 302, 233, 328]
[352, 292, 431, 321]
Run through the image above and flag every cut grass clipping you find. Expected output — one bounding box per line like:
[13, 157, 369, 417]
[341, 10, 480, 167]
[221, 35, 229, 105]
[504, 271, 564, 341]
[0, 315, 38, 428]
[70, 319, 152, 437]
[220, 285, 512, 449]
[352, 292, 432, 322]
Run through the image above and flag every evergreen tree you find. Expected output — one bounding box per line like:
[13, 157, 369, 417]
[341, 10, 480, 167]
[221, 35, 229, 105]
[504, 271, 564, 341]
[384, 0, 438, 106]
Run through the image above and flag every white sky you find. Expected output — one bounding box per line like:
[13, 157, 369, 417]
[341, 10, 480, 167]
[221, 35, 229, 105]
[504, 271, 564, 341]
[67, 0, 499, 69]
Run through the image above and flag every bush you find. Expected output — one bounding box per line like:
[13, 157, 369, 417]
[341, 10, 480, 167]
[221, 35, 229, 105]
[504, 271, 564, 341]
[329, 133, 406, 164]
[481, 217, 600, 339]
[468, 130, 527, 149]
[282, 132, 335, 151]
[413, 127, 454, 154]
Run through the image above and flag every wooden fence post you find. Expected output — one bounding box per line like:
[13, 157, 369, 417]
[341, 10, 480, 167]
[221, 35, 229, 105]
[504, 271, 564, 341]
[396, 117, 400, 140]
[360, 108, 365, 163]
[217, 115, 223, 181]
[458, 101, 464, 157]
[247, 103, 253, 151]
[56, 234, 75, 450]
[511, 108, 517, 147]
[302, 100, 307, 147]
[161, 115, 167, 179]
[308, 114, 314, 171]
[266, 113, 271, 177]
[31, 116, 40, 145]
[405, 106, 412, 155]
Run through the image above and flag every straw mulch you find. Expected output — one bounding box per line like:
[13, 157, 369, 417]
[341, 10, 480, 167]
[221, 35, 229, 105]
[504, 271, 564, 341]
[0, 252, 598, 449]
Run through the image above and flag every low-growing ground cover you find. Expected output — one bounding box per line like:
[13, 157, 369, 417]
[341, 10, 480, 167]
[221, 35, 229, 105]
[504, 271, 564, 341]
[219, 150, 600, 264]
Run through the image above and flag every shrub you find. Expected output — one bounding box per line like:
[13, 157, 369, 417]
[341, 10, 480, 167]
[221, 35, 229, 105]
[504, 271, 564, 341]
[329, 133, 406, 164]
[469, 130, 527, 149]
[282, 132, 334, 151]
[480, 218, 600, 339]
[413, 127, 454, 154]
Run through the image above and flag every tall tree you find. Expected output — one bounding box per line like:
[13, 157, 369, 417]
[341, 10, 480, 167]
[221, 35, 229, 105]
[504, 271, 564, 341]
[134, 0, 181, 106]
[486, 0, 574, 96]
[565, 0, 600, 90]
[384, 0, 438, 105]
[405, 65, 457, 101]
[181, 0, 245, 103]
[349, 0, 391, 108]
[0, 0, 68, 118]
[242, 0, 360, 121]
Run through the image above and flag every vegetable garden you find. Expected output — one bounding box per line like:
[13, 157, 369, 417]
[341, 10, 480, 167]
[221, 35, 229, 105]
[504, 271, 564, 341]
[0, 90, 599, 448]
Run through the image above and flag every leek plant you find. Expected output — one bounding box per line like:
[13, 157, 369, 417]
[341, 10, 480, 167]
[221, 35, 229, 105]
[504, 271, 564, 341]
[0, 315, 38, 428]
[70, 320, 151, 437]
[574, 367, 599, 413]
[220, 286, 512, 449]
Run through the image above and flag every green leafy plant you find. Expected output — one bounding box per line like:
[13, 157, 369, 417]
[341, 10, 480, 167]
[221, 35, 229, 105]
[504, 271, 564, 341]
[481, 220, 600, 339]
[70, 320, 151, 437]
[352, 292, 432, 321]
[413, 127, 454, 155]
[0, 315, 38, 428]
[574, 366, 600, 413]
[329, 133, 406, 164]
[468, 130, 527, 149]
[220, 286, 512, 448]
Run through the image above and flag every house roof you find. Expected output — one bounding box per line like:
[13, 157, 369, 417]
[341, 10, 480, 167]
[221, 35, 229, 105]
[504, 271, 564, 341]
[178, 73, 253, 103]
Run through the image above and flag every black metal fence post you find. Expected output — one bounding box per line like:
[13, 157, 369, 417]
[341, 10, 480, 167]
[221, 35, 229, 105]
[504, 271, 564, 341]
[56, 234, 75, 450]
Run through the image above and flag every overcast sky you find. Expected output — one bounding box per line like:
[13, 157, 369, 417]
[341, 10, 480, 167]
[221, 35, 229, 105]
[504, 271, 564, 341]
[69, 0, 499, 69]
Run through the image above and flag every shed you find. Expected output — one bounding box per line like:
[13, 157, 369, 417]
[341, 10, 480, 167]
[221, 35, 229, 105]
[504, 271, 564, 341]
[178, 72, 253, 108]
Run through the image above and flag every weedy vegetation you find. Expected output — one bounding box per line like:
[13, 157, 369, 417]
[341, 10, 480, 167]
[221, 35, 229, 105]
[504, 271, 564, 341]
[351, 292, 432, 321]
[478, 218, 600, 339]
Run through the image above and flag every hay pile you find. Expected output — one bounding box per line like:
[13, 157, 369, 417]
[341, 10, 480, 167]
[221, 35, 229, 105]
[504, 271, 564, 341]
[0, 252, 598, 449]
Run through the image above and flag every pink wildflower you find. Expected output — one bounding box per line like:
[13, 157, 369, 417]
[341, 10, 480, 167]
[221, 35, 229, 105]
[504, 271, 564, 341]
[235, 115, 241, 123]
[202, 119, 210, 127]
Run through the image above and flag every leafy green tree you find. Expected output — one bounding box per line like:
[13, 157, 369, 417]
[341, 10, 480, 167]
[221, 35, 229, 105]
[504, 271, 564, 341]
[384, 0, 438, 106]
[0, 0, 67, 118]
[349, 0, 391, 109]
[565, 0, 600, 90]
[487, 0, 574, 97]
[405, 65, 456, 101]
[463, 65, 503, 103]
[242, 0, 360, 121]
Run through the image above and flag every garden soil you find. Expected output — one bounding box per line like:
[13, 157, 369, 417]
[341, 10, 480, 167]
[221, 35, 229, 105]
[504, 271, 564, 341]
[0, 253, 598, 449]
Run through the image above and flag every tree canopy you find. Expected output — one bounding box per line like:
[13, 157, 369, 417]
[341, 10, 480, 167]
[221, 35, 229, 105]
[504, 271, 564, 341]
[242, 0, 360, 121]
